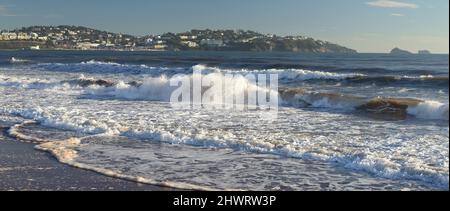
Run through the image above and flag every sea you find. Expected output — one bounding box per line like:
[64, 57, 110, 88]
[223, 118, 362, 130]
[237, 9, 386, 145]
[0, 50, 448, 191]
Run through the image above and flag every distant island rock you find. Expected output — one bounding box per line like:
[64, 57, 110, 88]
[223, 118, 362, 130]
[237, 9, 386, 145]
[418, 50, 431, 55]
[390, 48, 412, 55]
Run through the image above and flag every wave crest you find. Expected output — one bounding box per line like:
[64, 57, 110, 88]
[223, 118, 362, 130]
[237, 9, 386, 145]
[87, 72, 279, 106]
[280, 88, 449, 120]
[192, 64, 364, 81]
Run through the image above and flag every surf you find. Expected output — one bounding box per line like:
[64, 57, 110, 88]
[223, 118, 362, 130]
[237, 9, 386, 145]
[4, 114, 448, 190]
[9, 57, 30, 64]
[2, 72, 448, 121]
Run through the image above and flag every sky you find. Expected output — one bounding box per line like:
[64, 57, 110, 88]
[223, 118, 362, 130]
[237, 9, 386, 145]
[0, 0, 448, 53]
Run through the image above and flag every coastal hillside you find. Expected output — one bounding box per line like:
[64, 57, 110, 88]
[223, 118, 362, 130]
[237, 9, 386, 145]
[0, 25, 357, 53]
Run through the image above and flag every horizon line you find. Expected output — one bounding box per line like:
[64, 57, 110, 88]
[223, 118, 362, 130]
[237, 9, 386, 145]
[1, 24, 448, 54]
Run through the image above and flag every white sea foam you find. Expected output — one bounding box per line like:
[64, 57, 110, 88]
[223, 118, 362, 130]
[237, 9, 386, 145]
[35, 136, 236, 191]
[9, 57, 29, 63]
[32, 61, 364, 81]
[19, 111, 447, 190]
[281, 92, 363, 111]
[81, 60, 122, 66]
[8, 121, 46, 143]
[87, 72, 279, 106]
[88, 76, 175, 101]
[2, 92, 448, 189]
[33, 134, 442, 191]
[1, 54, 449, 187]
[398, 88, 412, 93]
[407, 101, 449, 120]
[33, 60, 185, 75]
[192, 64, 364, 81]
[2, 72, 448, 121]
[6, 104, 443, 191]
[0, 73, 112, 91]
[0, 74, 59, 89]
[5, 107, 114, 135]
[280, 89, 449, 120]
[420, 75, 435, 79]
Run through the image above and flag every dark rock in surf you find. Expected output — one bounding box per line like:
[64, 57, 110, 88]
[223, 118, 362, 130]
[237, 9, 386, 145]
[356, 98, 422, 120]
[62, 78, 115, 87]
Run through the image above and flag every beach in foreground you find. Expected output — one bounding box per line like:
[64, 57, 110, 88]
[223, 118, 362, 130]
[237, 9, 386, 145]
[0, 125, 176, 191]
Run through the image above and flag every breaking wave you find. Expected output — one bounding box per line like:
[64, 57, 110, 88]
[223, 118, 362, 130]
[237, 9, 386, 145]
[280, 88, 449, 120]
[0, 73, 60, 89]
[2, 54, 448, 191]
[25, 61, 449, 87]
[87, 72, 279, 106]
[345, 75, 449, 87]
[30, 61, 366, 81]
[192, 64, 365, 81]
[407, 101, 450, 120]
[2, 72, 448, 121]
[9, 57, 30, 64]
[32, 60, 187, 75]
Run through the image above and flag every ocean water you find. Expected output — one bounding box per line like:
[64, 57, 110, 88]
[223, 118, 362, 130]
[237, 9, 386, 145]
[0, 50, 448, 190]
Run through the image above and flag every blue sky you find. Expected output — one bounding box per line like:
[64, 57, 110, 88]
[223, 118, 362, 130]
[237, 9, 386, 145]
[0, 0, 448, 53]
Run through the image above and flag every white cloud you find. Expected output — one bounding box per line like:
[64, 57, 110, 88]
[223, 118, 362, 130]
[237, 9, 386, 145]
[367, 0, 418, 9]
[0, 5, 16, 17]
[391, 13, 405, 17]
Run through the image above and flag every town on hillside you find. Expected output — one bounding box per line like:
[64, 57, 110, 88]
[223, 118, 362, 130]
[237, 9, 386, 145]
[0, 25, 357, 53]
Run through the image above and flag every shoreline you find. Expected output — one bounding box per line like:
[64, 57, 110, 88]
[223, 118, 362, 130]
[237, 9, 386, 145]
[0, 126, 178, 191]
[0, 119, 445, 191]
[1, 49, 448, 55]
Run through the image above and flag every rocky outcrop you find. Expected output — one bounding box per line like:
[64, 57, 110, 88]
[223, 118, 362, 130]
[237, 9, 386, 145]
[390, 48, 412, 55]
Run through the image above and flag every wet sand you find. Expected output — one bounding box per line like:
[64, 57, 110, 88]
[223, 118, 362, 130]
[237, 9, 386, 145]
[0, 126, 177, 191]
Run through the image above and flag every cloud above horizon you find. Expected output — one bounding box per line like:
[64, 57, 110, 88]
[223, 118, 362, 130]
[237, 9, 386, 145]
[367, 0, 418, 9]
[0, 5, 17, 17]
[391, 13, 405, 17]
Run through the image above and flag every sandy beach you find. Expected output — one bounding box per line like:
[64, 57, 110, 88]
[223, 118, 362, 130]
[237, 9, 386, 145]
[0, 125, 176, 191]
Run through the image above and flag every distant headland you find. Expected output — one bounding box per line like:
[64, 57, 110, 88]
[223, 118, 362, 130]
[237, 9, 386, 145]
[390, 47, 434, 55]
[390, 47, 413, 55]
[0, 25, 357, 53]
[418, 50, 431, 55]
